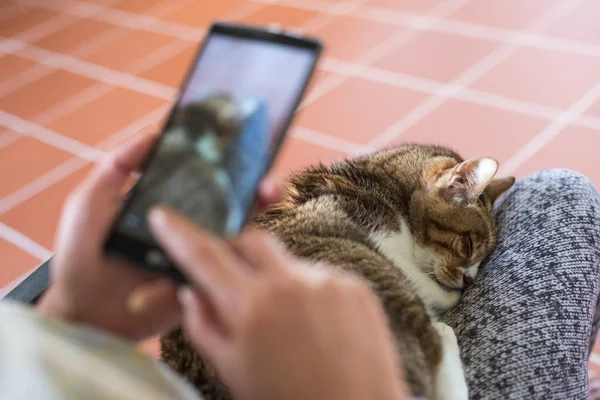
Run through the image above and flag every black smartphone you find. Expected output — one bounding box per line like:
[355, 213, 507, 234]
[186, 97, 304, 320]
[104, 22, 323, 282]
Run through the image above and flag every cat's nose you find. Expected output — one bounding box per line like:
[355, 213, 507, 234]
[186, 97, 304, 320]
[463, 275, 474, 287]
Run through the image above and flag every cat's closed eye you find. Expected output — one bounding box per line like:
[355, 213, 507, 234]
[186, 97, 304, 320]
[463, 235, 473, 259]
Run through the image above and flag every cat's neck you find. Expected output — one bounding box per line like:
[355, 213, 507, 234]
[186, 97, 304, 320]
[369, 218, 461, 315]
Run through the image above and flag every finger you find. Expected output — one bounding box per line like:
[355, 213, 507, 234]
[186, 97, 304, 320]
[255, 177, 286, 212]
[59, 133, 158, 241]
[127, 280, 182, 336]
[81, 132, 158, 201]
[231, 228, 289, 275]
[178, 287, 229, 363]
[248, 177, 286, 218]
[148, 206, 251, 316]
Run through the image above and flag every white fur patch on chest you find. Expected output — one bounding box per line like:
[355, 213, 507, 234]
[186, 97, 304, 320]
[369, 219, 461, 314]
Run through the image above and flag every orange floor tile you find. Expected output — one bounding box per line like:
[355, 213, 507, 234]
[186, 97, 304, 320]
[1, 0, 600, 370]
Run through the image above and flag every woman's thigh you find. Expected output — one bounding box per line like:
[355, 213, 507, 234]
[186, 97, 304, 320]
[442, 169, 600, 400]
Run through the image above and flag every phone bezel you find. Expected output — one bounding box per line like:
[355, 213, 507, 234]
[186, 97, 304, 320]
[104, 22, 323, 282]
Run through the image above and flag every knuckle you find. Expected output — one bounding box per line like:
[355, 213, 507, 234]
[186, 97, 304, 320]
[240, 290, 276, 330]
[271, 274, 302, 297]
[331, 270, 361, 290]
[337, 273, 375, 300]
[188, 235, 219, 259]
[320, 273, 342, 292]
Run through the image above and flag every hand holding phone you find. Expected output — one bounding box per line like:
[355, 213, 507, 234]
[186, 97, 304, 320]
[37, 131, 286, 341]
[104, 23, 323, 282]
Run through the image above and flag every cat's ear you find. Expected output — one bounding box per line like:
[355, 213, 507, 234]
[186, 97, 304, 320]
[444, 157, 499, 206]
[485, 176, 515, 203]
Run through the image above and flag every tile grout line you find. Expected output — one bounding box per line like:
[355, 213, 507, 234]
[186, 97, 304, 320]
[2, 39, 194, 146]
[4, 2, 600, 154]
[0, 0, 208, 105]
[3, 0, 600, 161]
[498, 80, 600, 176]
[0, 0, 371, 158]
[368, 0, 587, 147]
[0, 0, 366, 260]
[0, 2, 32, 25]
[0, 105, 168, 261]
[29, 0, 600, 61]
[0, 0, 211, 152]
[8, 0, 600, 140]
[2, 0, 596, 180]
[0, 0, 126, 100]
[0, 106, 168, 215]
[0, 0, 272, 107]
[292, 126, 373, 155]
[319, 58, 600, 131]
[0, 110, 105, 161]
[0, 0, 584, 262]
[0, 38, 193, 160]
[0, 106, 171, 216]
[270, 0, 373, 111]
[0, 0, 166, 141]
[0, 3, 354, 160]
[356, 4, 600, 60]
[0, 0, 323, 260]
[0, 0, 270, 207]
[0, 222, 53, 261]
[295, 0, 473, 112]
[0, 112, 365, 217]
[0, 132, 22, 151]
[254, 0, 600, 60]
[13, 0, 277, 43]
[11, 0, 465, 111]
[4, 40, 177, 99]
[15, 0, 206, 42]
[0, 26, 192, 147]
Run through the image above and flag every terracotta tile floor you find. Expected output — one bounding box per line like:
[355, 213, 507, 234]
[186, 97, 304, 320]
[2, 0, 600, 373]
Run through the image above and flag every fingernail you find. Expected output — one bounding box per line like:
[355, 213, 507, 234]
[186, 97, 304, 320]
[149, 207, 169, 228]
[261, 179, 275, 195]
[127, 290, 145, 314]
[177, 286, 195, 307]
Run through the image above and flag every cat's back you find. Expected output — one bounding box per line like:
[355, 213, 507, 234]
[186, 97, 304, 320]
[258, 143, 463, 235]
[255, 152, 444, 398]
[256, 163, 381, 260]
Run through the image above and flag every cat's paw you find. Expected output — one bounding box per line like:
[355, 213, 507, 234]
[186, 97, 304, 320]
[433, 322, 459, 351]
[433, 322, 468, 400]
[437, 290, 462, 312]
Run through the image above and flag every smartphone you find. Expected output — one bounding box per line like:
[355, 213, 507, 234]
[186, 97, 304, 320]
[104, 22, 323, 282]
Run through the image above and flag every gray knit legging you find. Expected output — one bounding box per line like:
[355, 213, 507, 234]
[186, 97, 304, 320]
[443, 169, 600, 399]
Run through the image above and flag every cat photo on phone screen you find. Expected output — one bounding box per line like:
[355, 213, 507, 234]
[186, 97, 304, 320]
[118, 93, 270, 240]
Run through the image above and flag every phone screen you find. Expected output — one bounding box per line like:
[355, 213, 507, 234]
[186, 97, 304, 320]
[106, 26, 321, 276]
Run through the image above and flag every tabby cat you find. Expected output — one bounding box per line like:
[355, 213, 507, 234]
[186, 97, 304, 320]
[160, 143, 515, 400]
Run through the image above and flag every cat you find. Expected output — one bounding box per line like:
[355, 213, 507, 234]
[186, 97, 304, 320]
[160, 143, 515, 400]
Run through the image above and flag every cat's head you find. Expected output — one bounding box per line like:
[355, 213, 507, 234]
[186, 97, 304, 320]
[173, 93, 243, 149]
[409, 155, 514, 290]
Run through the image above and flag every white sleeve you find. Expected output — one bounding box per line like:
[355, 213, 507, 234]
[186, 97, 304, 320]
[0, 301, 202, 400]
